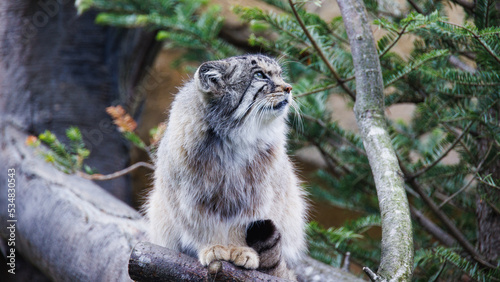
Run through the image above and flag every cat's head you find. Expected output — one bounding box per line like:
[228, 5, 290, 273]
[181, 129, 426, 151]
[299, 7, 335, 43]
[194, 55, 292, 127]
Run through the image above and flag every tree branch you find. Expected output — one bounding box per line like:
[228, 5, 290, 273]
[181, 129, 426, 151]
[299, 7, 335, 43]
[78, 161, 154, 181]
[288, 0, 356, 100]
[409, 205, 456, 247]
[440, 21, 500, 65]
[438, 142, 493, 208]
[300, 114, 367, 157]
[409, 121, 474, 180]
[449, 0, 475, 11]
[295, 83, 340, 98]
[129, 242, 289, 281]
[406, 0, 425, 15]
[295, 76, 355, 98]
[379, 23, 411, 58]
[399, 160, 496, 269]
[337, 0, 414, 280]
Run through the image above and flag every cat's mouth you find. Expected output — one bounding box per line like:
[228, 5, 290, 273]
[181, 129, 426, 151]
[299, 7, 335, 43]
[266, 92, 289, 110]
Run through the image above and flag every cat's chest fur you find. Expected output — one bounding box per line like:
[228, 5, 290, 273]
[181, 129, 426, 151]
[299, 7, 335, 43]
[171, 126, 281, 220]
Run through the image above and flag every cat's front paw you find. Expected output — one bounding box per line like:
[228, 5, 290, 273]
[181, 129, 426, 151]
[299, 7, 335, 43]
[229, 245, 259, 269]
[199, 245, 231, 266]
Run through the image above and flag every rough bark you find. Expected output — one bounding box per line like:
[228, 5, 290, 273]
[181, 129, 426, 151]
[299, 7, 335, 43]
[129, 242, 365, 282]
[129, 242, 289, 281]
[0, 0, 159, 204]
[336, 0, 414, 280]
[476, 137, 500, 264]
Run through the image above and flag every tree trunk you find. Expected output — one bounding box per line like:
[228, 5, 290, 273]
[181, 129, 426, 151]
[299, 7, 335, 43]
[0, 0, 159, 204]
[336, 0, 414, 280]
[476, 132, 500, 264]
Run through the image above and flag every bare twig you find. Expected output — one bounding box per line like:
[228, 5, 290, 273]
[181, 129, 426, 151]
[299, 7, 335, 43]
[288, 0, 356, 100]
[438, 143, 493, 208]
[379, 23, 410, 58]
[295, 76, 355, 98]
[407, 0, 425, 14]
[78, 161, 154, 181]
[295, 83, 339, 98]
[409, 205, 456, 246]
[449, 0, 475, 11]
[300, 114, 367, 157]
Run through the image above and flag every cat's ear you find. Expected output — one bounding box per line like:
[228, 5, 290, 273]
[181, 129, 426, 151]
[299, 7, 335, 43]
[195, 61, 228, 95]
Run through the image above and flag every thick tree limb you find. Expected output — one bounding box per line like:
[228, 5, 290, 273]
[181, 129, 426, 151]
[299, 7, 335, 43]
[337, 0, 414, 280]
[0, 124, 148, 281]
[129, 242, 289, 281]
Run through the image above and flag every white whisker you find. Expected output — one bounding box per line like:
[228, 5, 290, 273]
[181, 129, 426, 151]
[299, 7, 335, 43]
[290, 97, 304, 134]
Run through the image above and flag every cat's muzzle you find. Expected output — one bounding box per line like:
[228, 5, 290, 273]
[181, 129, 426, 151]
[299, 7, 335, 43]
[268, 92, 290, 110]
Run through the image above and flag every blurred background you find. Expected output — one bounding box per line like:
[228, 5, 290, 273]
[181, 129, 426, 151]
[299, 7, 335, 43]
[1, 0, 499, 281]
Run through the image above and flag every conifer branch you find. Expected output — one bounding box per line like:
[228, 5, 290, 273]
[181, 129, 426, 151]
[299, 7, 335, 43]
[379, 23, 410, 58]
[399, 161, 496, 269]
[438, 143, 493, 208]
[409, 121, 474, 180]
[288, 0, 356, 100]
[440, 21, 500, 65]
[296, 83, 339, 98]
[295, 76, 355, 98]
[476, 177, 500, 191]
[300, 114, 367, 157]
[314, 141, 357, 178]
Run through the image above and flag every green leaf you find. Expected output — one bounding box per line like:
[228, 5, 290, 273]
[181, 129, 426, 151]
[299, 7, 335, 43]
[123, 131, 147, 150]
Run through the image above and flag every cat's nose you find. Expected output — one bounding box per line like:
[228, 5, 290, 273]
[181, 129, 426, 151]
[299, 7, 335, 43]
[283, 84, 292, 93]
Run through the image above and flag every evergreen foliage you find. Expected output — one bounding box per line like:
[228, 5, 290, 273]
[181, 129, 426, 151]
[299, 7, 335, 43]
[71, 0, 500, 280]
[27, 127, 91, 174]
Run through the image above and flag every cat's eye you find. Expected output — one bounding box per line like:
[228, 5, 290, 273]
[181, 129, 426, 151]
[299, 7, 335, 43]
[254, 71, 265, 79]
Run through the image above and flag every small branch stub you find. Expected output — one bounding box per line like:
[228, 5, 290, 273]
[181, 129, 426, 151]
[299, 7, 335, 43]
[363, 267, 385, 282]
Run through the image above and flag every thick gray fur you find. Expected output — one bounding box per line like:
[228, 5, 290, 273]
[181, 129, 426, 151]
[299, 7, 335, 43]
[147, 55, 307, 280]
